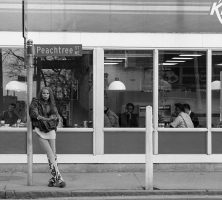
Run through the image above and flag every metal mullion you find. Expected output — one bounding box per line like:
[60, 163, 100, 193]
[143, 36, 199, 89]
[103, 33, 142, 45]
[207, 49, 212, 155]
[93, 48, 104, 155]
[103, 128, 145, 132]
[153, 49, 159, 154]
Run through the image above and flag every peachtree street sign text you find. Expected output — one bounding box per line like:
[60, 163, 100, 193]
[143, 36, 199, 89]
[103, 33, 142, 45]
[34, 44, 82, 57]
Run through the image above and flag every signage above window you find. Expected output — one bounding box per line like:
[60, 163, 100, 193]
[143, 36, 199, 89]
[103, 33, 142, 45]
[210, 0, 222, 24]
[34, 44, 82, 57]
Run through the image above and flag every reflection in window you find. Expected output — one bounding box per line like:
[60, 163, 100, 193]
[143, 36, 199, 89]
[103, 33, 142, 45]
[212, 52, 222, 128]
[0, 48, 27, 127]
[104, 50, 153, 128]
[34, 51, 93, 128]
[158, 51, 206, 128]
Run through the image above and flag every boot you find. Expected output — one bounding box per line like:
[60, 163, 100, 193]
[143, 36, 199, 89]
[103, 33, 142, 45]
[48, 157, 66, 188]
[47, 158, 55, 187]
[48, 177, 56, 187]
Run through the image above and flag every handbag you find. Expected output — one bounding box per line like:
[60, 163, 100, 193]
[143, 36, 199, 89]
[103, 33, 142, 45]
[37, 118, 58, 133]
[44, 118, 59, 132]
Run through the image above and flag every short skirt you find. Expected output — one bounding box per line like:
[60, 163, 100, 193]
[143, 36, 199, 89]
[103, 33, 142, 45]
[34, 127, 56, 140]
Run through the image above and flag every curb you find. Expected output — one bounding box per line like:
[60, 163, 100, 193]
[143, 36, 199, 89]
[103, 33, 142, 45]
[2, 189, 222, 199]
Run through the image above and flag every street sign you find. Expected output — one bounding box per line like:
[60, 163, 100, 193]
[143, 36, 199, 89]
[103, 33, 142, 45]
[34, 44, 82, 57]
[22, 0, 28, 39]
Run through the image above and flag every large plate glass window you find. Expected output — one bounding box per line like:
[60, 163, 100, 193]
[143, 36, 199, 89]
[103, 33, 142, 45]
[158, 51, 206, 128]
[0, 48, 27, 153]
[212, 51, 222, 153]
[34, 50, 93, 128]
[1, 48, 27, 126]
[212, 51, 222, 128]
[104, 50, 153, 128]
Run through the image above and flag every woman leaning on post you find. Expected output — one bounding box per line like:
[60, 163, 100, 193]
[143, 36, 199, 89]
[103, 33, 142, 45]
[29, 86, 66, 188]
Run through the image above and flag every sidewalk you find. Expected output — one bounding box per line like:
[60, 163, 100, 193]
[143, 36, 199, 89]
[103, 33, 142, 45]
[1, 171, 222, 199]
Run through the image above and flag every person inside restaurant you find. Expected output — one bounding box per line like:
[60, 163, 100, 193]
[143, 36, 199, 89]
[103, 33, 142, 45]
[0, 103, 20, 126]
[104, 106, 119, 127]
[119, 103, 139, 127]
[169, 103, 194, 128]
[183, 103, 199, 128]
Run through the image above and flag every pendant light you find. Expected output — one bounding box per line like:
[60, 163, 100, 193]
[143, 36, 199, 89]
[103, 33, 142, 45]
[108, 77, 126, 90]
[5, 81, 27, 92]
[211, 80, 221, 90]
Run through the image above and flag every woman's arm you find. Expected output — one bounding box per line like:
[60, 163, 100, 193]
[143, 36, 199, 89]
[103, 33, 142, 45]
[51, 105, 60, 120]
[29, 98, 49, 121]
[29, 98, 39, 119]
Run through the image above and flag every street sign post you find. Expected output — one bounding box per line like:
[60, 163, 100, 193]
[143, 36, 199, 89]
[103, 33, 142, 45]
[22, 0, 32, 186]
[22, 0, 28, 40]
[26, 40, 33, 186]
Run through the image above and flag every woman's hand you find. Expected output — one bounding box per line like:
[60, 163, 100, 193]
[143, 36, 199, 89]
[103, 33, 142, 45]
[37, 115, 58, 121]
[49, 115, 58, 120]
[37, 115, 49, 121]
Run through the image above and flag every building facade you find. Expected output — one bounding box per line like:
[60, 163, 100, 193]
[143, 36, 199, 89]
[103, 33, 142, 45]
[0, 0, 222, 164]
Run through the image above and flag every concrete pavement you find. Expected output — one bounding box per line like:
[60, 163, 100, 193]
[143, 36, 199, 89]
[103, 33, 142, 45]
[1, 171, 222, 198]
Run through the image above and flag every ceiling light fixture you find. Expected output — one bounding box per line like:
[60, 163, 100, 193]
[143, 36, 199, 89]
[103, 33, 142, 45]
[105, 57, 127, 60]
[179, 54, 202, 57]
[161, 63, 178, 65]
[108, 78, 126, 90]
[104, 62, 119, 65]
[104, 60, 122, 62]
[172, 57, 193, 60]
[211, 80, 221, 90]
[166, 60, 185, 63]
[5, 81, 27, 92]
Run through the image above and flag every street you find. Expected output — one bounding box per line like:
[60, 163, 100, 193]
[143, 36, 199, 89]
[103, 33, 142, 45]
[10, 195, 222, 200]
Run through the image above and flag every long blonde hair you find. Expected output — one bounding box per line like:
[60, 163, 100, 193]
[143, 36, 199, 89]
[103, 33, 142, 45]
[38, 87, 57, 114]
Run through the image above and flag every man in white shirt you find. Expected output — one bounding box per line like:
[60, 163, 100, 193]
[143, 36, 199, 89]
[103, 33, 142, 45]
[170, 103, 194, 128]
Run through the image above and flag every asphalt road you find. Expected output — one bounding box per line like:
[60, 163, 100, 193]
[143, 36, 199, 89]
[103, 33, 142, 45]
[10, 195, 222, 200]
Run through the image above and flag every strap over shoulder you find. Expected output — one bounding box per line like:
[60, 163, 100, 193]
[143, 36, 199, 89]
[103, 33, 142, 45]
[179, 114, 188, 128]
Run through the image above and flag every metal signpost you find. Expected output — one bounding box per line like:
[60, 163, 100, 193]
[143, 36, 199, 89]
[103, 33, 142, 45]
[22, 0, 34, 186]
[26, 40, 33, 186]
[22, 0, 28, 40]
[22, 0, 27, 69]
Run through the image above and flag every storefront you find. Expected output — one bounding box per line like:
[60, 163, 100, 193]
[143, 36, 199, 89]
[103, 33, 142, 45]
[0, 0, 222, 164]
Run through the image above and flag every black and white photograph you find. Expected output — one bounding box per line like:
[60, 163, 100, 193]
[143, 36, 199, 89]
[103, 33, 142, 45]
[0, 0, 222, 199]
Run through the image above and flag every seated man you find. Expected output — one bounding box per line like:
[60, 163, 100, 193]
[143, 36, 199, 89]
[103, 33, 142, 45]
[119, 103, 139, 127]
[169, 103, 194, 128]
[1, 103, 19, 126]
[183, 103, 199, 128]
